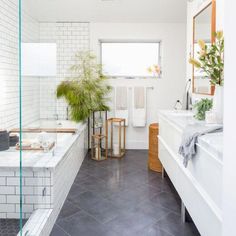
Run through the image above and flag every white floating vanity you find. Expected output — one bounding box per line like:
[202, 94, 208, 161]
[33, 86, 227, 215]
[158, 110, 223, 236]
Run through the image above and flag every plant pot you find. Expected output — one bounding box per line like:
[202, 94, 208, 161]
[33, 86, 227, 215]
[212, 85, 224, 124]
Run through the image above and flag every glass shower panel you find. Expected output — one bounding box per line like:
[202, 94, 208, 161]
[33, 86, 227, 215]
[0, 0, 60, 234]
[0, 0, 23, 235]
[18, 0, 58, 234]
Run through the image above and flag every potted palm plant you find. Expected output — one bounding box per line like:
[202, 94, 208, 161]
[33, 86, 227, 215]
[189, 31, 224, 123]
[56, 51, 111, 122]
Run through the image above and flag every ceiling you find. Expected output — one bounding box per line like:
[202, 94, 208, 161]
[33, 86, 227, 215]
[23, 0, 187, 23]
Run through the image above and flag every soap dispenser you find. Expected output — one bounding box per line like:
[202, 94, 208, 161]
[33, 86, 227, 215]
[174, 100, 182, 110]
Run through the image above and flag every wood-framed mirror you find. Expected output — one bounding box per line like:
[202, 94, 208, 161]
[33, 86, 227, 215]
[192, 0, 216, 95]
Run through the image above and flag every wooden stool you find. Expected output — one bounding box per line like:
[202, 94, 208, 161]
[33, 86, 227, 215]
[148, 123, 162, 172]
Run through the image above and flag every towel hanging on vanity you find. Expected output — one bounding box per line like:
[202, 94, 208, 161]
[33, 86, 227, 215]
[132, 87, 147, 127]
[115, 87, 129, 126]
[179, 124, 223, 167]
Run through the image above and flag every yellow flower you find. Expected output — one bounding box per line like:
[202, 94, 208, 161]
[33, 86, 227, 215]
[200, 50, 206, 57]
[198, 39, 206, 50]
[147, 67, 153, 73]
[216, 30, 223, 40]
[189, 58, 201, 68]
[156, 67, 161, 74]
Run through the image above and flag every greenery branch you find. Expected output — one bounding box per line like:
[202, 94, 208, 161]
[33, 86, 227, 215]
[57, 51, 111, 122]
[189, 31, 224, 86]
[194, 98, 213, 121]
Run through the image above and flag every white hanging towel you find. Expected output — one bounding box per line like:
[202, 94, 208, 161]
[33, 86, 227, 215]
[115, 87, 129, 126]
[132, 87, 147, 127]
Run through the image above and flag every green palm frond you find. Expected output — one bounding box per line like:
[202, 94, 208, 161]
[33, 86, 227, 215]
[56, 51, 111, 122]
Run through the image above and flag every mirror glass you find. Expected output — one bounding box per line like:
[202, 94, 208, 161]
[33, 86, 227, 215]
[193, 3, 214, 95]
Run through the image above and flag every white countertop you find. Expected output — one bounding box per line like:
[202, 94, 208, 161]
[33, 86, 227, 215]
[159, 110, 223, 162]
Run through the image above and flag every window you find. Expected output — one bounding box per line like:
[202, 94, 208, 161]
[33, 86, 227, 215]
[100, 41, 161, 78]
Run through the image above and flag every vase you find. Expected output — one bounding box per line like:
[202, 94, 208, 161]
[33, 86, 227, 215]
[212, 85, 224, 124]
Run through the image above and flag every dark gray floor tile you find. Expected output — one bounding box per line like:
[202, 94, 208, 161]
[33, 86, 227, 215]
[50, 224, 69, 236]
[53, 150, 199, 236]
[67, 183, 88, 202]
[80, 197, 121, 224]
[154, 212, 200, 236]
[136, 201, 171, 221]
[88, 166, 115, 180]
[147, 177, 177, 194]
[77, 176, 106, 192]
[74, 171, 91, 183]
[137, 225, 174, 236]
[106, 185, 159, 210]
[150, 191, 181, 214]
[69, 191, 103, 209]
[123, 169, 159, 184]
[104, 208, 157, 236]
[57, 200, 81, 220]
[57, 211, 109, 236]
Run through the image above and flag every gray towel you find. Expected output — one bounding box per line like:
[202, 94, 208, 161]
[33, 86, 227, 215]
[179, 124, 223, 167]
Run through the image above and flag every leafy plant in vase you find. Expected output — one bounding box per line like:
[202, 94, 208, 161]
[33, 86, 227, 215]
[56, 51, 111, 122]
[194, 98, 213, 121]
[189, 31, 224, 123]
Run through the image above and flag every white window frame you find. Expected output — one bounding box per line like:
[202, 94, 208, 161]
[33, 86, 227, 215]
[99, 40, 162, 79]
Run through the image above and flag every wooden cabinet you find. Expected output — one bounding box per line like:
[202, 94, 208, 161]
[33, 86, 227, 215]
[148, 123, 162, 172]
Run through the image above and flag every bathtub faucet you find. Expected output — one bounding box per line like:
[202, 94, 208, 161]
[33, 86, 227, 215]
[54, 114, 59, 120]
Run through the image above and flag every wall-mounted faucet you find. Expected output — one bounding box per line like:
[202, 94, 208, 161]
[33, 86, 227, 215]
[54, 114, 59, 120]
[182, 79, 192, 110]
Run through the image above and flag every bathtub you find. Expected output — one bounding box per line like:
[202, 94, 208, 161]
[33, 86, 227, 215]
[0, 119, 88, 233]
[17, 119, 85, 148]
[25, 119, 82, 130]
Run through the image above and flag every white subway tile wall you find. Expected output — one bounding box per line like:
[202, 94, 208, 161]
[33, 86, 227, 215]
[0, 0, 40, 130]
[39, 22, 90, 120]
[0, 2, 90, 127]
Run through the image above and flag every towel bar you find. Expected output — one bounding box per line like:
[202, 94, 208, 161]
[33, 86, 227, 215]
[128, 86, 154, 90]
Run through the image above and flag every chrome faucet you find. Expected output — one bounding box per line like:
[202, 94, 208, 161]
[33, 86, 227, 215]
[182, 79, 192, 110]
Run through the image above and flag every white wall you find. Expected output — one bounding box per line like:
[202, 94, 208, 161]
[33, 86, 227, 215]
[90, 23, 186, 149]
[223, 1, 236, 235]
[0, 0, 40, 130]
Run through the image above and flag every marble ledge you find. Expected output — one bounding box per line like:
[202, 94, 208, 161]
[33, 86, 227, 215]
[0, 127, 83, 171]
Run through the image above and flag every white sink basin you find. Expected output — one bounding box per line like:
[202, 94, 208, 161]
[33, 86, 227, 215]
[168, 110, 194, 117]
